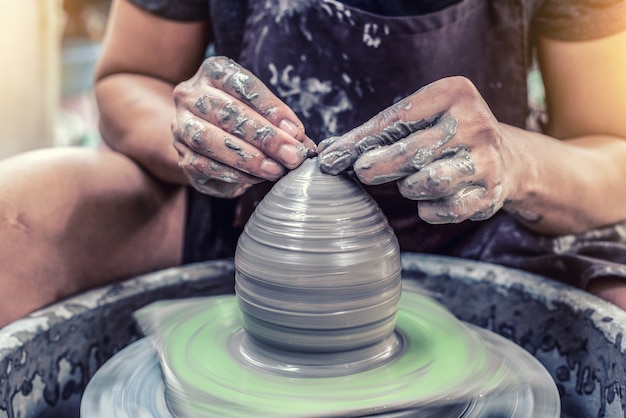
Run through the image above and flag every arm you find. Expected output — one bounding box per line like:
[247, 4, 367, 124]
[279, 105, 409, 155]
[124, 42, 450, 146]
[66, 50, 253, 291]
[515, 31, 626, 233]
[318, 29, 626, 235]
[95, 0, 210, 184]
[96, 0, 315, 196]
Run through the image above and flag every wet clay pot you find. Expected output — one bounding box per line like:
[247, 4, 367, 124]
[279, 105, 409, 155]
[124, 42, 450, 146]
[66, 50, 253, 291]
[235, 159, 402, 353]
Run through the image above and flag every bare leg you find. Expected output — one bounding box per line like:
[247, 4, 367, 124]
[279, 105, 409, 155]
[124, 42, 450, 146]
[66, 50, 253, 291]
[587, 278, 626, 311]
[0, 147, 186, 327]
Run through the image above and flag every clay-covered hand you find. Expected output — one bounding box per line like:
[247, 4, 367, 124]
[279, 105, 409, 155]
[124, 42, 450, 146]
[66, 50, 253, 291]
[172, 56, 316, 198]
[318, 77, 518, 224]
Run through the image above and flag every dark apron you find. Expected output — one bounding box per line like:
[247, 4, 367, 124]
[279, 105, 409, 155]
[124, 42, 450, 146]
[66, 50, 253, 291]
[184, 0, 626, 290]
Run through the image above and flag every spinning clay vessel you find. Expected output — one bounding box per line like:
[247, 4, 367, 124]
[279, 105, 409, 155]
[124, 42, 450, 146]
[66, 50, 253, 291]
[235, 158, 402, 354]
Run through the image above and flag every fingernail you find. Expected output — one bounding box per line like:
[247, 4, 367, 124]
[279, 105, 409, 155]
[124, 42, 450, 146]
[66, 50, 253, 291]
[279, 119, 300, 138]
[260, 159, 284, 178]
[278, 144, 305, 166]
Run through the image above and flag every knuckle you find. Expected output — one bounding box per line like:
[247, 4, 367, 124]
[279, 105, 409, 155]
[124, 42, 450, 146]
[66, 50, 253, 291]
[172, 80, 193, 104]
[177, 150, 250, 199]
[201, 56, 233, 81]
[225, 69, 260, 103]
[182, 118, 206, 147]
[450, 76, 479, 97]
[202, 56, 259, 104]
[400, 167, 449, 200]
[211, 99, 248, 138]
[252, 124, 278, 149]
[421, 173, 448, 197]
[408, 178, 434, 199]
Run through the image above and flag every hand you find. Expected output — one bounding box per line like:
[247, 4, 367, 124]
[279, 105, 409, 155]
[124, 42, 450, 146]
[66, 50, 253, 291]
[172, 56, 316, 198]
[318, 76, 518, 224]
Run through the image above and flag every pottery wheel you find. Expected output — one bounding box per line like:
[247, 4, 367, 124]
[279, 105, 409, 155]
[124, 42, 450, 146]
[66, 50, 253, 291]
[81, 160, 560, 417]
[81, 284, 560, 417]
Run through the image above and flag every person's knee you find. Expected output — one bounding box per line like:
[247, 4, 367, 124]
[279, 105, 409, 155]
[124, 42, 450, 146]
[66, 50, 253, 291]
[0, 147, 186, 327]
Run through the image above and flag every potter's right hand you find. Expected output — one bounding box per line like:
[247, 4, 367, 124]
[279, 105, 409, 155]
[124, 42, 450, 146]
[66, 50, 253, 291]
[172, 56, 315, 198]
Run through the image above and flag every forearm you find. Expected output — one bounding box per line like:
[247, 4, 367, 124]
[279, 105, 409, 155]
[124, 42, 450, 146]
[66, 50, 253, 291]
[502, 124, 626, 234]
[95, 73, 187, 185]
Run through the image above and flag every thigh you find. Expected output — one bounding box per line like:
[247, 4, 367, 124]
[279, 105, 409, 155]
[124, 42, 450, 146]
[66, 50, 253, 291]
[0, 147, 186, 326]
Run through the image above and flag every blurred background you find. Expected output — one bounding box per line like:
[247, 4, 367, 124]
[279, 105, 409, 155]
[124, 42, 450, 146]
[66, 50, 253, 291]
[0, 0, 110, 159]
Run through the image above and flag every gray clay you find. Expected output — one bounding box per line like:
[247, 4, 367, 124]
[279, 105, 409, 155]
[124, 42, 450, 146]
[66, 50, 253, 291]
[235, 158, 403, 354]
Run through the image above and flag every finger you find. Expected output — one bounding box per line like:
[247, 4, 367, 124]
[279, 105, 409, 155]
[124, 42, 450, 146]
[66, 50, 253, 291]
[173, 112, 287, 181]
[352, 118, 458, 185]
[349, 77, 474, 142]
[173, 141, 262, 198]
[397, 151, 475, 200]
[177, 86, 312, 169]
[318, 77, 477, 174]
[302, 136, 317, 153]
[318, 115, 442, 175]
[197, 56, 311, 145]
[417, 184, 503, 224]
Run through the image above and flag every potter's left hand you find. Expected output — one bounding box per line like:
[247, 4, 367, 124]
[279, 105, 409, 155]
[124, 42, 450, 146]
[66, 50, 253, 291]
[318, 76, 520, 224]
